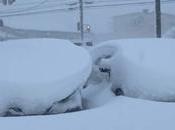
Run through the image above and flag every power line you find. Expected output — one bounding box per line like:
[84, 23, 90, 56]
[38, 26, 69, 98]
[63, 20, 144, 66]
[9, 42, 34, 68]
[9, 0, 69, 6]
[0, 0, 175, 17]
[0, 0, 174, 14]
[0, 0, 49, 13]
[84, 0, 175, 9]
[0, 8, 71, 17]
[0, 0, 148, 13]
[91, 0, 175, 3]
[0, 0, 71, 14]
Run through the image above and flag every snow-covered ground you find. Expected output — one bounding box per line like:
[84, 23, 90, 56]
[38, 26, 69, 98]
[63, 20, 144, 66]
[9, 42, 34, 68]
[1, 38, 174, 130]
[1, 96, 175, 130]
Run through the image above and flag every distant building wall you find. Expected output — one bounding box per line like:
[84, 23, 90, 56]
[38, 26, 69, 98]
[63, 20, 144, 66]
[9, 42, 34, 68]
[112, 12, 175, 39]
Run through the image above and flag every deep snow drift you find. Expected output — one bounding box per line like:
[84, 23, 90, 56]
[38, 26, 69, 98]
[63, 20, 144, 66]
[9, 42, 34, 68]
[1, 38, 175, 130]
[90, 38, 175, 102]
[0, 39, 92, 116]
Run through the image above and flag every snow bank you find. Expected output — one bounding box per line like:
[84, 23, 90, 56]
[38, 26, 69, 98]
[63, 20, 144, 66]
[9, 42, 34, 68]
[91, 38, 175, 102]
[82, 81, 115, 109]
[1, 96, 175, 130]
[0, 39, 92, 116]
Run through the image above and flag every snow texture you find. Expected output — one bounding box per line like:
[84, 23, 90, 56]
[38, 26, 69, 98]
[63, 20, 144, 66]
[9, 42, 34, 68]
[0, 39, 92, 116]
[91, 38, 175, 102]
[1, 96, 175, 130]
[163, 26, 175, 38]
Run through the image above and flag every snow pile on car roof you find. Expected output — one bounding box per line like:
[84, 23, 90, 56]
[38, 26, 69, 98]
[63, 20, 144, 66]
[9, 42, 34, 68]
[0, 39, 92, 116]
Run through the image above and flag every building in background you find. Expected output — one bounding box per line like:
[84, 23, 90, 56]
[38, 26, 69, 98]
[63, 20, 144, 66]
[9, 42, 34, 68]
[113, 11, 175, 39]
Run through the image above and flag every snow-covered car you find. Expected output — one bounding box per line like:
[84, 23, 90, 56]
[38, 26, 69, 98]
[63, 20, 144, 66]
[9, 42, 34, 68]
[90, 38, 175, 102]
[73, 39, 93, 46]
[0, 39, 92, 116]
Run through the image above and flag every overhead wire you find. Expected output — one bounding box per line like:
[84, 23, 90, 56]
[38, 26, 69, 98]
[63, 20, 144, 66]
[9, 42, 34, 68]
[84, 0, 175, 8]
[0, 0, 175, 17]
[11, 0, 69, 6]
[1, 0, 174, 13]
[0, 0, 72, 13]
[0, 0, 49, 13]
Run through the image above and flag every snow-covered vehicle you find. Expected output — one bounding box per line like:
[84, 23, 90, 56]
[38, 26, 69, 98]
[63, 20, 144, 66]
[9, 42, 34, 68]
[0, 39, 92, 116]
[90, 38, 175, 102]
[72, 39, 93, 46]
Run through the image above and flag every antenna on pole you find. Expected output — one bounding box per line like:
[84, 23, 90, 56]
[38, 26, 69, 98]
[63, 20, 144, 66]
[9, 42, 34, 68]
[155, 0, 161, 38]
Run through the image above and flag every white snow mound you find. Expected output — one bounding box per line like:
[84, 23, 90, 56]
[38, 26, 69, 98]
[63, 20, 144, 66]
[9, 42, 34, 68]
[91, 38, 175, 102]
[0, 39, 92, 115]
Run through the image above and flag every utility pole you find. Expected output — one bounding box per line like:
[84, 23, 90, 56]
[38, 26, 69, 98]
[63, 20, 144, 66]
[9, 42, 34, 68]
[79, 0, 84, 43]
[155, 0, 161, 38]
